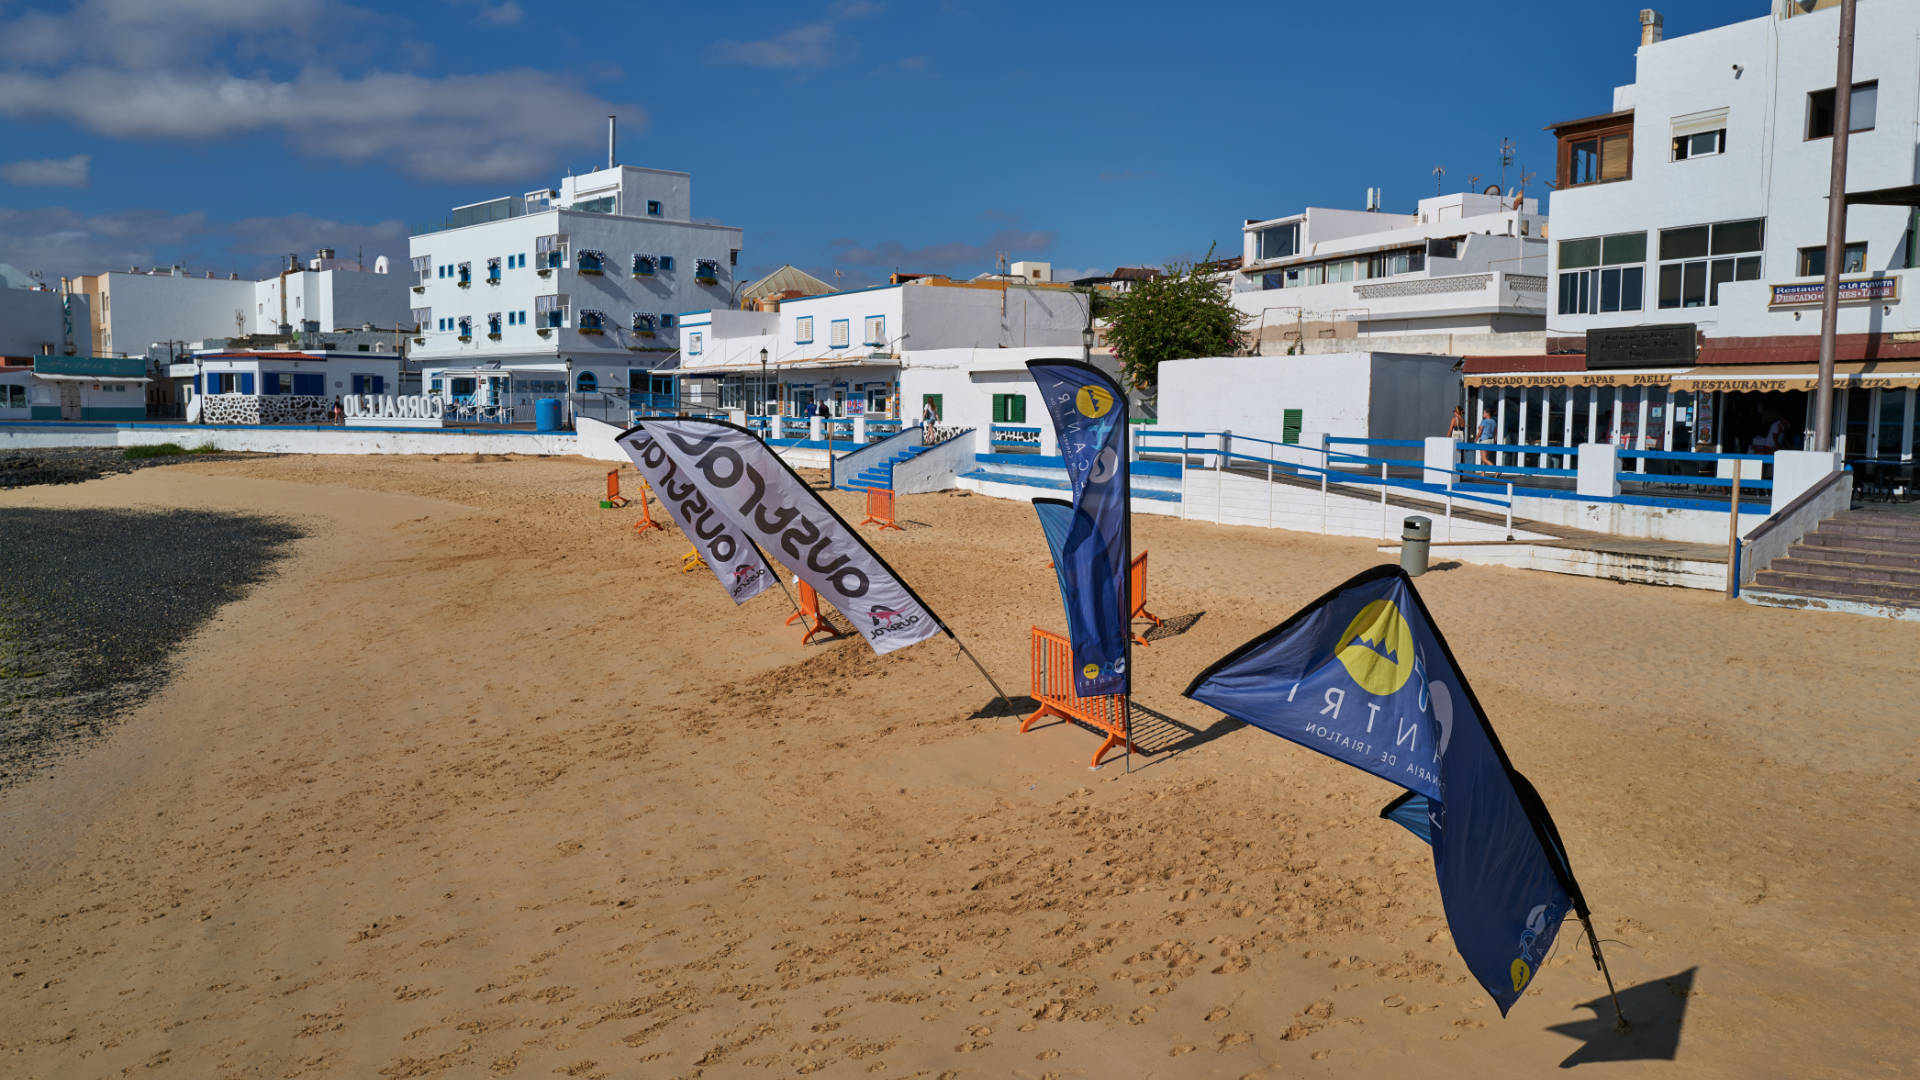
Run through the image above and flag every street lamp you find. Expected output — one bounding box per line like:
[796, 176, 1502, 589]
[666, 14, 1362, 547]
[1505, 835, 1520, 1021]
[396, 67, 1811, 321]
[759, 347, 769, 432]
[1082, 323, 1095, 362]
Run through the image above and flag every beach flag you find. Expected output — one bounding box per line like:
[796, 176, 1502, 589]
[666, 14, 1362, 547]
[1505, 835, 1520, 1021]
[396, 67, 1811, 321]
[1027, 359, 1130, 698]
[624, 418, 946, 656]
[1183, 565, 1592, 1016]
[621, 429, 773, 605]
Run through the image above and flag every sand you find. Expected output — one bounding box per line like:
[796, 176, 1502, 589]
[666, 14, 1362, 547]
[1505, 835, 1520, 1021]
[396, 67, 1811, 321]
[1, 453, 1915, 1079]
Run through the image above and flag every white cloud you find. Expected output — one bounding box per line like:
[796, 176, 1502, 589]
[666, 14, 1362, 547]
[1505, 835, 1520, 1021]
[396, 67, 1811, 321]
[832, 228, 1055, 273]
[0, 66, 643, 182]
[0, 205, 407, 280]
[444, 0, 522, 26]
[710, 1, 884, 70]
[1, 153, 90, 187]
[0, 1, 635, 181]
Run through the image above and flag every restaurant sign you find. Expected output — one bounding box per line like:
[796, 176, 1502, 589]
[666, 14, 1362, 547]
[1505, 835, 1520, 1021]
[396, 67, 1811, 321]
[1768, 276, 1899, 309]
[344, 394, 446, 428]
[1468, 371, 1675, 389]
[1586, 324, 1696, 369]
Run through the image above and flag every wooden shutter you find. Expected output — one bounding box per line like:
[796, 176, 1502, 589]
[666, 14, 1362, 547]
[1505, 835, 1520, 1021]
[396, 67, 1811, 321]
[1282, 409, 1303, 444]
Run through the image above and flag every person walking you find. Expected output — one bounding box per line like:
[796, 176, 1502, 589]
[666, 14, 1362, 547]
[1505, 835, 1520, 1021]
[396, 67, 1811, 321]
[1447, 406, 1466, 441]
[921, 398, 938, 425]
[1476, 405, 1497, 467]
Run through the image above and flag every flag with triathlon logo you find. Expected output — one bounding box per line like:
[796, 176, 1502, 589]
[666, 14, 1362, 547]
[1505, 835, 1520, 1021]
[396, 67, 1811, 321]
[619, 429, 773, 605]
[624, 418, 947, 656]
[1026, 359, 1130, 698]
[1183, 565, 1587, 1016]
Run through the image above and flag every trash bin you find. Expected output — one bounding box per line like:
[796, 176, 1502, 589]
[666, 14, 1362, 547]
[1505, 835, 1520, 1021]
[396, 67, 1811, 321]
[534, 398, 563, 432]
[1400, 515, 1432, 576]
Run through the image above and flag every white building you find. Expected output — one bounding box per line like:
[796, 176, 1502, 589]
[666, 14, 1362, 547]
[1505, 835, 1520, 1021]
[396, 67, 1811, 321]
[173, 349, 402, 424]
[1234, 191, 1548, 356]
[1472, 1, 1920, 462]
[673, 276, 1090, 425]
[0, 279, 87, 361]
[408, 162, 743, 420]
[68, 255, 406, 358]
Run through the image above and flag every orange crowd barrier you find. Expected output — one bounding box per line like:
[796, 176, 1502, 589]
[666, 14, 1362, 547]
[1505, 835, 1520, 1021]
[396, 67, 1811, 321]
[632, 479, 665, 537]
[860, 486, 903, 531]
[1130, 551, 1164, 646]
[1021, 626, 1134, 769]
[602, 469, 631, 508]
[783, 580, 845, 645]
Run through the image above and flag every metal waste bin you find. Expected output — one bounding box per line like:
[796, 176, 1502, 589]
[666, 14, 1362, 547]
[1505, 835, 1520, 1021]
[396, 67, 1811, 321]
[1400, 515, 1432, 576]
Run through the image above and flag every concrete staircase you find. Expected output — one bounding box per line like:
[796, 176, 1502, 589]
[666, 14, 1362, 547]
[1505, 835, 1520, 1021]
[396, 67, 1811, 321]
[838, 444, 931, 492]
[1748, 508, 1920, 616]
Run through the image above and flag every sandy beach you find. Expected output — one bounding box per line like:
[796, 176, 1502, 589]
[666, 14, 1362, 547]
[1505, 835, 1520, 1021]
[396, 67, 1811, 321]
[1, 453, 1915, 1078]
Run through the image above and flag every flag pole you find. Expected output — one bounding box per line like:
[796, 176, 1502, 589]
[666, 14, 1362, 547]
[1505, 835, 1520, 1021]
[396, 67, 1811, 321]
[1577, 911, 1629, 1031]
[952, 635, 1016, 718]
[1122, 382, 1134, 776]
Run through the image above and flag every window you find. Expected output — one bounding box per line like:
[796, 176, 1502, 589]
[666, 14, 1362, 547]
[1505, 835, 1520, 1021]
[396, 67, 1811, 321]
[1798, 242, 1867, 277]
[1658, 219, 1763, 308]
[829, 319, 850, 348]
[1282, 409, 1304, 444]
[632, 312, 656, 333]
[574, 195, 615, 215]
[729, 249, 739, 266]
[795, 315, 814, 344]
[577, 371, 598, 392]
[659, 313, 676, 329]
[991, 394, 1027, 423]
[2, 385, 25, 408]
[411, 306, 430, 330]
[487, 312, 502, 335]
[576, 249, 606, 274]
[647, 200, 662, 216]
[457, 316, 472, 337]
[1427, 237, 1460, 260]
[1556, 232, 1647, 314]
[689, 331, 704, 355]
[1257, 222, 1300, 261]
[632, 253, 655, 276]
[864, 315, 885, 346]
[578, 309, 606, 331]
[658, 255, 675, 271]
[1671, 128, 1725, 160]
[1557, 118, 1633, 188]
[536, 294, 567, 328]
[1807, 82, 1877, 139]
[457, 262, 471, 285]
[487, 256, 501, 281]
[695, 258, 720, 281]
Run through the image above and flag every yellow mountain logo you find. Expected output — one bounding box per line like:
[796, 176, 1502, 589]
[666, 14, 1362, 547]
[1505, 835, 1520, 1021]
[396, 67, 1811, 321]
[1075, 385, 1115, 419]
[1334, 599, 1415, 696]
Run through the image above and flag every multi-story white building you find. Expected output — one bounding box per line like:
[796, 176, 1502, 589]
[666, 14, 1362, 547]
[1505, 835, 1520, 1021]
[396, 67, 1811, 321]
[1233, 191, 1548, 356]
[1471, 1, 1920, 462]
[69, 254, 407, 358]
[409, 163, 743, 417]
[673, 276, 1090, 425]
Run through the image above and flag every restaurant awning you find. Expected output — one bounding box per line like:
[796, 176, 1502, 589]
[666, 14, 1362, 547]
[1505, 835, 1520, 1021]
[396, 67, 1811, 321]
[1463, 367, 1681, 389]
[1670, 361, 1920, 393]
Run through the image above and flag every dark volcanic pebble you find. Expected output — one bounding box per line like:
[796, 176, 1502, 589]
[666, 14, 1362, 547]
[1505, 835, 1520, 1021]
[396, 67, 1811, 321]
[0, 446, 259, 489]
[0, 507, 304, 789]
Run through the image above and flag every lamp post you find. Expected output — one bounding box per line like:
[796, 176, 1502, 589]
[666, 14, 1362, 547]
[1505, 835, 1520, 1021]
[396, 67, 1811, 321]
[1813, 0, 1859, 453]
[759, 346, 769, 435]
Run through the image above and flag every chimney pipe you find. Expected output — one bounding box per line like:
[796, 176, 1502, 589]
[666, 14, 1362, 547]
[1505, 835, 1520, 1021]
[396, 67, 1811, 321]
[607, 114, 616, 170]
[1640, 9, 1663, 46]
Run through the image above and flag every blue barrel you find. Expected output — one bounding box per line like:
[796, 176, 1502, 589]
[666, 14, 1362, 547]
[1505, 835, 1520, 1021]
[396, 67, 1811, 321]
[535, 398, 563, 432]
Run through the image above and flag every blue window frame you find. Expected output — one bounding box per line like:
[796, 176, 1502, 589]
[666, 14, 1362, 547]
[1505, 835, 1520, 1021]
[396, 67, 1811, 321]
[659, 313, 676, 329]
[577, 371, 599, 392]
[863, 314, 885, 346]
[795, 315, 814, 344]
[658, 255, 674, 271]
[830, 318, 850, 348]
[647, 200, 662, 216]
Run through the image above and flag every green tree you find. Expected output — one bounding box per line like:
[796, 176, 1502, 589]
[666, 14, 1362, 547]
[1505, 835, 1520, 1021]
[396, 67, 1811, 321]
[1101, 250, 1248, 394]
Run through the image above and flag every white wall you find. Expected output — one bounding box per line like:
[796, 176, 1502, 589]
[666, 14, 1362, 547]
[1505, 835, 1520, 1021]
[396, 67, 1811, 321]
[1156, 353, 1379, 444]
[899, 346, 1112, 457]
[0, 288, 77, 356]
[97, 273, 255, 356]
[1548, 3, 1920, 340]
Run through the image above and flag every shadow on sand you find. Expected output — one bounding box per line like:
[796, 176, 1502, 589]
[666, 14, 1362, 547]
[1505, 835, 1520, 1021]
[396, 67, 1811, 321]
[1547, 967, 1696, 1069]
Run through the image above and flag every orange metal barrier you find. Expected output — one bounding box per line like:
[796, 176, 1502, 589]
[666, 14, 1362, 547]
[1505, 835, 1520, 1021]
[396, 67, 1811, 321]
[632, 479, 665, 537]
[860, 486, 902, 531]
[1130, 551, 1164, 646]
[1021, 626, 1134, 769]
[783, 580, 844, 645]
[602, 469, 631, 508]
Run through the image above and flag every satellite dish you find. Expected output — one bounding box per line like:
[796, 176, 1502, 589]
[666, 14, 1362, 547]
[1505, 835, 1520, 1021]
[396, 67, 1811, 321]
[1482, 184, 1502, 196]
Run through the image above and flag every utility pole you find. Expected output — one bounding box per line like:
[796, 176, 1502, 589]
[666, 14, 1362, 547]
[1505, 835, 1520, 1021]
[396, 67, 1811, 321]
[1814, 0, 1858, 453]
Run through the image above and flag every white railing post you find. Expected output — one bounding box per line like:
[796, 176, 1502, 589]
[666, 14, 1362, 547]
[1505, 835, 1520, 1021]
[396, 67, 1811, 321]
[1180, 458, 1188, 520]
[1380, 462, 1390, 539]
[1445, 493, 1454, 542]
[1182, 432, 1191, 470]
[1505, 482, 1514, 539]
[1217, 445, 1226, 519]
[1266, 461, 1274, 527]
[1321, 470, 1329, 534]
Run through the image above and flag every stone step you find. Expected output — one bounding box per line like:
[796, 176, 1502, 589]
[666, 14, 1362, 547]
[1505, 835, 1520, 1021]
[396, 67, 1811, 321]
[1751, 568, 1920, 605]
[1800, 529, 1920, 555]
[1770, 557, 1920, 586]
[1786, 543, 1920, 570]
[1816, 517, 1920, 541]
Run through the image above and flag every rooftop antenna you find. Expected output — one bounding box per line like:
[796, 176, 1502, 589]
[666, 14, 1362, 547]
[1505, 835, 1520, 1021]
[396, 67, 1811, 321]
[607, 114, 616, 169]
[1468, 174, 1481, 192]
[1499, 137, 1516, 190]
[1432, 165, 1445, 195]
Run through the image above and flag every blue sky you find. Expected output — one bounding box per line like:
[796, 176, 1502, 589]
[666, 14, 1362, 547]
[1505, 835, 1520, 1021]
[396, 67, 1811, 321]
[0, 0, 1766, 286]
